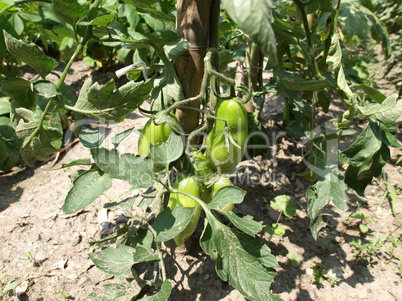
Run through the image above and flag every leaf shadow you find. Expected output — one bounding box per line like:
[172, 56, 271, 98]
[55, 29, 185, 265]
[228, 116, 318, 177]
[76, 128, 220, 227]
[234, 157, 378, 300]
[163, 217, 237, 301]
[0, 166, 34, 212]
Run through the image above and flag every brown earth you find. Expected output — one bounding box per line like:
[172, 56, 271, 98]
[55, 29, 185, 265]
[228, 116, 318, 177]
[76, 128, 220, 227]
[0, 60, 401, 301]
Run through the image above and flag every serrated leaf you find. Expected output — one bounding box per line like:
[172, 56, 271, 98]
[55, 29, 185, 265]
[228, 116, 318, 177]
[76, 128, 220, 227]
[149, 133, 184, 167]
[73, 77, 154, 121]
[139, 280, 172, 301]
[13, 108, 63, 165]
[4, 30, 58, 78]
[88, 244, 135, 276]
[52, 0, 87, 26]
[63, 169, 112, 214]
[111, 127, 135, 148]
[91, 148, 155, 188]
[79, 125, 106, 148]
[358, 94, 401, 125]
[154, 206, 195, 242]
[200, 216, 280, 301]
[223, 211, 263, 236]
[270, 195, 297, 218]
[0, 78, 37, 110]
[208, 186, 247, 210]
[308, 171, 349, 223]
[221, 0, 277, 64]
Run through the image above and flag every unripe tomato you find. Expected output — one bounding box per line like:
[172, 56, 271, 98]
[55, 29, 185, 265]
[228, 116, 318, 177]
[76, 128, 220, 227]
[211, 176, 234, 211]
[168, 175, 201, 246]
[190, 149, 214, 183]
[138, 113, 179, 171]
[206, 99, 248, 173]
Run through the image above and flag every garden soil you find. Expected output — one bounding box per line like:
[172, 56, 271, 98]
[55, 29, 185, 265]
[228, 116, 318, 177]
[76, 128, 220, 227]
[0, 60, 401, 301]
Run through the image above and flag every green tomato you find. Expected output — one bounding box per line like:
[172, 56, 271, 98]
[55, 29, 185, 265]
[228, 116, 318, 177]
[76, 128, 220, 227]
[211, 176, 234, 211]
[138, 113, 179, 171]
[206, 99, 248, 173]
[190, 149, 214, 183]
[168, 175, 201, 246]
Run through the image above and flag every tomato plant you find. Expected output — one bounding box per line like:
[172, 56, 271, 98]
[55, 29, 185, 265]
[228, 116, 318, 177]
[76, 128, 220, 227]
[0, 0, 401, 300]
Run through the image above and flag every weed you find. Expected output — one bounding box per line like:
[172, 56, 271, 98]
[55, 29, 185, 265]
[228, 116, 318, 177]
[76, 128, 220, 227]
[0, 273, 18, 301]
[27, 249, 39, 267]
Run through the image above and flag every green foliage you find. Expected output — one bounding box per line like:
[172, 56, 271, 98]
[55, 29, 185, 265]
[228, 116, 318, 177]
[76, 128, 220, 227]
[0, 272, 18, 300]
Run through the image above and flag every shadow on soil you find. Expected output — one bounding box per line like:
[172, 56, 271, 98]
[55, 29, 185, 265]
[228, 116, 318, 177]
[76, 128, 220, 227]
[163, 220, 236, 301]
[235, 156, 378, 300]
[0, 166, 34, 212]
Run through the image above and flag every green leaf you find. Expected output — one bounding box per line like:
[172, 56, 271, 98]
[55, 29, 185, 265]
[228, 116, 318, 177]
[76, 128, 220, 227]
[63, 169, 112, 214]
[200, 216, 280, 301]
[163, 37, 190, 59]
[102, 283, 131, 301]
[59, 158, 92, 169]
[0, 78, 37, 110]
[358, 94, 401, 125]
[386, 182, 397, 217]
[111, 127, 135, 148]
[150, 133, 184, 167]
[359, 223, 369, 234]
[73, 77, 154, 121]
[3, 280, 18, 292]
[90, 148, 155, 188]
[52, 0, 87, 26]
[79, 125, 105, 148]
[88, 244, 135, 276]
[79, 15, 114, 26]
[0, 97, 10, 115]
[351, 84, 386, 104]
[270, 195, 297, 218]
[154, 206, 195, 242]
[139, 280, 172, 301]
[13, 108, 63, 165]
[308, 171, 349, 223]
[265, 223, 285, 237]
[326, 34, 342, 72]
[222, 212, 264, 237]
[150, 67, 183, 111]
[0, 117, 21, 171]
[221, 0, 277, 64]
[286, 253, 302, 267]
[33, 80, 61, 99]
[340, 121, 390, 195]
[123, 0, 173, 23]
[208, 186, 247, 210]
[3, 30, 58, 78]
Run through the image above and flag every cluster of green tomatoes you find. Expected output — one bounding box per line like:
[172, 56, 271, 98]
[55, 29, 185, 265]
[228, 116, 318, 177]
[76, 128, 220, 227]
[138, 99, 248, 246]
